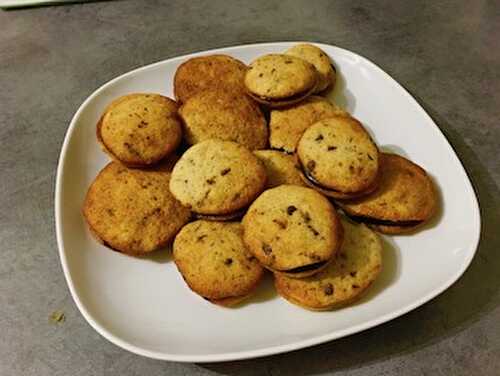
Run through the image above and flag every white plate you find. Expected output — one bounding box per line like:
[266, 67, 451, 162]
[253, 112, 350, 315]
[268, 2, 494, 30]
[55, 42, 481, 362]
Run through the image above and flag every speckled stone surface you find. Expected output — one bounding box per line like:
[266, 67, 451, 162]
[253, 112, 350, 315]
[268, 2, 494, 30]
[1, 1, 499, 375]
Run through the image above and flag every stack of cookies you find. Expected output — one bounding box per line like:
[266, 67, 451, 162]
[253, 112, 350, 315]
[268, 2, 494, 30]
[83, 43, 438, 310]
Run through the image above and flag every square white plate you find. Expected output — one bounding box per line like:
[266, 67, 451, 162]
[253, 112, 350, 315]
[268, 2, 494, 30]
[55, 42, 480, 362]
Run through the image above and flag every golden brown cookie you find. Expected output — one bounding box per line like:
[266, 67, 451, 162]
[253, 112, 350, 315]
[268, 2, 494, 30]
[174, 54, 247, 104]
[337, 153, 437, 234]
[97, 94, 182, 167]
[173, 221, 264, 304]
[254, 150, 305, 188]
[285, 43, 336, 93]
[244, 54, 318, 108]
[179, 88, 268, 150]
[209, 294, 251, 307]
[83, 161, 191, 255]
[242, 185, 343, 278]
[275, 218, 382, 310]
[169, 140, 267, 218]
[269, 96, 348, 153]
[297, 115, 380, 199]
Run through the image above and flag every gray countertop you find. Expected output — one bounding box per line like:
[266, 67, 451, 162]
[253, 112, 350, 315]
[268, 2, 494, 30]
[1, 1, 499, 375]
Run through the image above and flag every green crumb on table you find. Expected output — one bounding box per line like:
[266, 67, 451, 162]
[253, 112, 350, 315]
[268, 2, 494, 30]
[49, 311, 65, 323]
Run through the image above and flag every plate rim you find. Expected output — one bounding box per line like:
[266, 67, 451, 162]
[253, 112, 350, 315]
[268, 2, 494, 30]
[55, 41, 481, 363]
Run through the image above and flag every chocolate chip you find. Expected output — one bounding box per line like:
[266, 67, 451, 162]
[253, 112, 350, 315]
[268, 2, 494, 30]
[315, 134, 324, 142]
[272, 219, 287, 229]
[220, 168, 231, 176]
[323, 283, 334, 295]
[224, 258, 233, 265]
[350, 271, 357, 277]
[306, 160, 316, 172]
[258, 73, 263, 77]
[262, 243, 272, 255]
[307, 224, 320, 236]
[352, 284, 360, 289]
[327, 146, 337, 151]
[206, 178, 216, 185]
[367, 153, 374, 160]
[287, 205, 297, 215]
[196, 235, 207, 242]
[284, 60, 293, 64]
[301, 211, 311, 223]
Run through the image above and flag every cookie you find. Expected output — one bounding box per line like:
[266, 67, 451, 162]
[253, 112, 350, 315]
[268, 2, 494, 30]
[338, 153, 437, 234]
[285, 43, 336, 93]
[179, 88, 268, 150]
[209, 294, 251, 307]
[173, 221, 264, 304]
[269, 96, 348, 153]
[242, 185, 343, 278]
[83, 161, 191, 255]
[244, 54, 318, 108]
[275, 218, 382, 311]
[254, 150, 305, 188]
[174, 54, 247, 104]
[97, 93, 182, 167]
[297, 115, 380, 199]
[169, 140, 267, 218]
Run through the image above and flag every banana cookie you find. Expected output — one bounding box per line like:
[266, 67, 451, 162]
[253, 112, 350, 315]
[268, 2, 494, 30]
[179, 88, 268, 150]
[297, 115, 379, 199]
[174, 54, 247, 104]
[169, 140, 267, 219]
[285, 43, 336, 93]
[275, 218, 382, 310]
[254, 150, 305, 188]
[269, 96, 348, 153]
[244, 54, 318, 108]
[83, 161, 191, 255]
[97, 93, 182, 167]
[338, 153, 437, 234]
[242, 185, 343, 278]
[173, 221, 264, 306]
